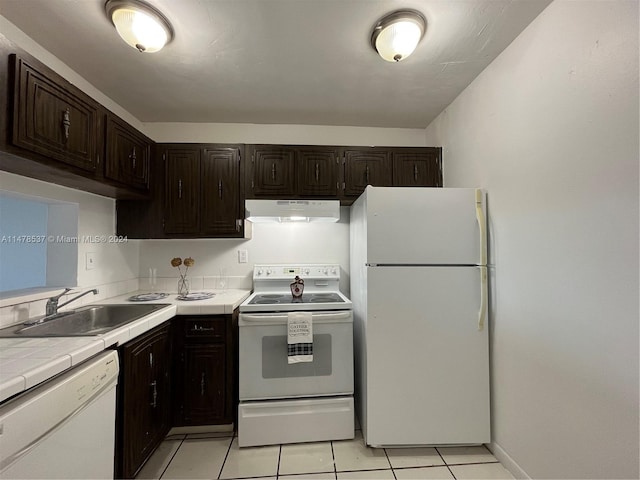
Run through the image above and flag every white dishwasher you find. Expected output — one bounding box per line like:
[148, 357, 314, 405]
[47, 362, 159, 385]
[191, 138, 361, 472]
[0, 350, 119, 479]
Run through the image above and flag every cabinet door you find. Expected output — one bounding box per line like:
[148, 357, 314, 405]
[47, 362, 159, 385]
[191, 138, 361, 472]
[201, 147, 243, 236]
[297, 148, 339, 196]
[11, 55, 99, 172]
[164, 148, 200, 234]
[248, 146, 295, 197]
[183, 344, 227, 425]
[342, 149, 392, 197]
[393, 150, 442, 187]
[118, 323, 171, 479]
[105, 116, 151, 190]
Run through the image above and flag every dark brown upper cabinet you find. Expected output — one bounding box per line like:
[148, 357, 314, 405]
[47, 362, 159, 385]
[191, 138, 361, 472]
[2, 50, 153, 199]
[341, 148, 393, 198]
[297, 147, 340, 196]
[246, 145, 340, 199]
[105, 115, 151, 190]
[392, 148, 443, 187]
[10, 54, 100, 173]
[163, 146, 201, 234]
[162, 145, 246, 237]
[246, 145, 295, 197]
[201, 147, 244, 236]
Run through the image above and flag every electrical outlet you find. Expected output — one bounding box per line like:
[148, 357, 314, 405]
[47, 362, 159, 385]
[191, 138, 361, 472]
[86, 252, 96, 270]
[238, 249, 248, 263]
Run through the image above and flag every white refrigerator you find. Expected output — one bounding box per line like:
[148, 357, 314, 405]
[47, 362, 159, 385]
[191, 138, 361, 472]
[350, 186, 490, 447]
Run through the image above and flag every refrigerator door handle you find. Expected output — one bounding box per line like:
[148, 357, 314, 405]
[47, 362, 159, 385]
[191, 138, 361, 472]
[478, 266, 488, 331]
[475, 189, 487, 266]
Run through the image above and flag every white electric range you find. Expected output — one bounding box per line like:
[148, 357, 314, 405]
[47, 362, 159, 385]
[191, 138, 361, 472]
[237, 264, 354, 447]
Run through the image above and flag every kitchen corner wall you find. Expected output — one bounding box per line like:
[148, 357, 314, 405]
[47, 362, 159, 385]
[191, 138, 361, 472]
[424, 1, 639, 479]
[0, 171, 140, 325]
[0, 13, 426, 314]
[137, 209, 351, 295]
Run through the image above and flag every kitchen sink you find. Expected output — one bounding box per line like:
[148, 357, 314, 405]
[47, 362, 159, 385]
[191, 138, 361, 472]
[0, 304, 172, 337]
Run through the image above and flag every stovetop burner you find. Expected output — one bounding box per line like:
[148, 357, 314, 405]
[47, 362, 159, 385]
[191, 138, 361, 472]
[248, 293, 345, 305]
[240, 264, 352, 312]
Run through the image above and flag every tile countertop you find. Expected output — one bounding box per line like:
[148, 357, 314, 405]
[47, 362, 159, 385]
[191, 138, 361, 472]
[0, 289, 251, 404]
[101, 288, 251, 315]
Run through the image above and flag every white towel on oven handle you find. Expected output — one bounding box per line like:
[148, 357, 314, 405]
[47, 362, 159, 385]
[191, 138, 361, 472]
[287, 312, 313, 364]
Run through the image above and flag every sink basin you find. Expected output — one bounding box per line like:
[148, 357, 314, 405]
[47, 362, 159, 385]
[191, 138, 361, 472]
[0, 304, 172, 337]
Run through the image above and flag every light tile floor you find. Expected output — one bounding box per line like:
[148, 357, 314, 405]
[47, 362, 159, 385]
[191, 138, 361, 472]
[137, 428, 514, 480]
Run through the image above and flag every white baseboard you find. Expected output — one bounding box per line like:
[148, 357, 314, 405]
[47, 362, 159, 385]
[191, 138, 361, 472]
[487, 441, 531, 479]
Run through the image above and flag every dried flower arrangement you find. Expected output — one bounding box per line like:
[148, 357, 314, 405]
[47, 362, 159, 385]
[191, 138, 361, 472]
[172, 257, 194, 295]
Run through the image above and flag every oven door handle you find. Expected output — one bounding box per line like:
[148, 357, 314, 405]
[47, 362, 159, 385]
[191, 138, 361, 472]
[239, 311, 352, 325]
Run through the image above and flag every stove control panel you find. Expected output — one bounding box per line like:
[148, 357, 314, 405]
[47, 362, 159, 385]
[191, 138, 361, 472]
[253, 264, 340, 280]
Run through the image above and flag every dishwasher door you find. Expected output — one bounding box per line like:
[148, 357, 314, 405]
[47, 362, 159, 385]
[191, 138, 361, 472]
[0, 350, 119, 479]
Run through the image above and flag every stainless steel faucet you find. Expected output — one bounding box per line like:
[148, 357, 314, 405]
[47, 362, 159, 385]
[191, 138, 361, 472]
[45, 288, 99, 317]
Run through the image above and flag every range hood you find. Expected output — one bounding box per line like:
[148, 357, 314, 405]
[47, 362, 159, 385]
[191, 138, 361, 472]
[245, 200, 340, 223]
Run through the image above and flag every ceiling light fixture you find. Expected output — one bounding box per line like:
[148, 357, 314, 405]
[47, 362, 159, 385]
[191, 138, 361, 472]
[105, 0, 174, 53]
[371, 9, 426, 62]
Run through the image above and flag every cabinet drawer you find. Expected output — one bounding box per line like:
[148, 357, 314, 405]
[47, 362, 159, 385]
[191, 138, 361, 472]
[183, 318, 226, 341]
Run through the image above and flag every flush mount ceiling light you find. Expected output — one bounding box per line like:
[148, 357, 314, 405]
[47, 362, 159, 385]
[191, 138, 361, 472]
[105, 0, 174, 53]
[371, 9, 426, 62]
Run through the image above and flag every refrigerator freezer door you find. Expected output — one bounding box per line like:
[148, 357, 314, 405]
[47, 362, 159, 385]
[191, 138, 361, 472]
[362, 187, 485, 266]
[363, 266, 490, 446]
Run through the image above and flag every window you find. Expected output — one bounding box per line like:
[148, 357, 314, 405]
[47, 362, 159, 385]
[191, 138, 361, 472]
[0, 192, 78, 294]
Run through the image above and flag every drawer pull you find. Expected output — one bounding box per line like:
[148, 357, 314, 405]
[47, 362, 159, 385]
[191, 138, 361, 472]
[190, 325, 218, 333]
[200, 373, 206, 396]
[315, 163, 319, 182]
[413, 163, 418, 181]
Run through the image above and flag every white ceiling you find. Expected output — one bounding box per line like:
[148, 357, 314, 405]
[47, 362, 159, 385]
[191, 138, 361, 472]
[0, 0, 552, 128]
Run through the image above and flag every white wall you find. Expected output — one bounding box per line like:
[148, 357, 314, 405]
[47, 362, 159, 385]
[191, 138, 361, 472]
[424, 1, 639, 479]
[0, 172, 140, 324]
[144, 122, 427, 146]
[0, 15, 424, 305]
[137, 208, 351, 295]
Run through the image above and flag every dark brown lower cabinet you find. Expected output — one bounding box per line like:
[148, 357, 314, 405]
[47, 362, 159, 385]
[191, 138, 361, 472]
[116, 322, 171, 479]
[173, 315, 234, 426]
[115, 315, 236, 476]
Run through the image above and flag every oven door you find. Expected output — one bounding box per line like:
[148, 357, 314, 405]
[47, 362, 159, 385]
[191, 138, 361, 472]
[238, 310, 353, 400]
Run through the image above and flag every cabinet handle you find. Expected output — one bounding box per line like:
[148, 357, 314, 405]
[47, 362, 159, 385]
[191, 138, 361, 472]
[236, 219, 242, 232]
[149, 352, 153, 368]
[365, 165, 370, 184]
[178, 179, 183, 199]
[218, 180, 223, 199]
[271, 163, 277, 181]
[413, 164, 418, 182]
[315, 163, 320, 182]
[200, 373, 206, 396]
[62, 108, 70, 142]
[190, 325, 217, 332]
[130, 147, 137, 169]
[150, 380, 158, 408]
